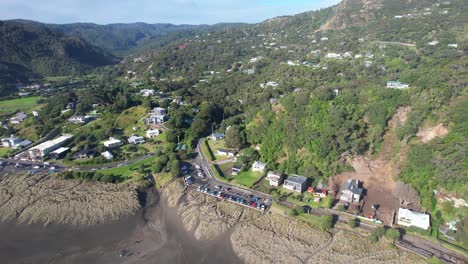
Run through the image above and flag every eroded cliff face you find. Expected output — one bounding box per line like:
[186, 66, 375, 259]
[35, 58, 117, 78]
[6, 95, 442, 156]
[161, 180, 426, 264]
[0, 173, 141, 226]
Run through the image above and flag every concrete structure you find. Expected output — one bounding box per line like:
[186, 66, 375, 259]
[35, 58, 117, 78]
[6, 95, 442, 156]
[49, 147, 70, 160]
[397, 208, 430, 230]
[128, 135, 145, 144]
[252, 161, 267, 172]
[146, 129, 161, 138]
[340, 179, 363, 203]
[265, 171, 284, 187]
[216, 148, 236, 157]
[1, 137, 31, 149]
[283, 174, 308, 193]
[387, 81, 410, 89]
[29, 134, 73, 158]
[102, 137, 123, 148]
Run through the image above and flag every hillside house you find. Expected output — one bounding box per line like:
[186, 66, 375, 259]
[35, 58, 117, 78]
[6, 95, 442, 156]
[72, 150, 96, 160]
[340, 179, 363, 203]
[102, 137, 123, 148]
[265, 171, 284, 187]
[146, 129, 161, 138]
[128, 135, 145, 145]
[397, 208, 430, 230]
[101, 150, 113, 160]
[216, 148, 236, 157]
[1, 137, 31, 149]
[387, 81, 410, 89]
[9, 112, 27, 124]
[284, 174, 308, 193]
[325, 53, 342, 59]
[140, 89, 155, 97]
[68, 115, 95, 124]
[252, 161, 267, 172]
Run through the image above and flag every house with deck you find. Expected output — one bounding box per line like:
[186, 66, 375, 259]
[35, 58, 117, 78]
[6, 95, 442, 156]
[265, 171, 284, 187]
[340, 179, 364, 203]
[252, 161, 267, 172]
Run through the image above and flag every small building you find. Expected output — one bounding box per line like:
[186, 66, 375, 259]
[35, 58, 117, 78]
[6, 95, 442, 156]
[101, 150, 113, 160]
[102, 137, 123, 149]
[231, 164, 243, 175]
[265, 171, 284, 187]
[32, 110, 39, 117]
[397, 208, 430, 230]
[252, 161, 267, 172]
[29, 134, 73, 158]
[209, 133, 225, 141]
[1, 137, 31, 149]
[387, 81, 410, 89]
[145, 113, 167, 124]
[283, 174, 308, 193]
[308, 187, 328, 198]
[340, 179, 363, 203]
[153, 107, 167, 115]
[325, 53, 342, 59]
[146, 129, 161, 138]
[49, 147, 70, 160]
[128, 135, 145, 144]
[216, 148, 236, 157]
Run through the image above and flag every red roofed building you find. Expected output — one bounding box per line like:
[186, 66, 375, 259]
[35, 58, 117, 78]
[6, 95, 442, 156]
[308, 187, 328, 198]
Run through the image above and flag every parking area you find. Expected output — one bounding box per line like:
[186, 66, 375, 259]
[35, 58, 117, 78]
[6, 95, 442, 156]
[182, 163, 272, 212]
[0, 160, 62, 174]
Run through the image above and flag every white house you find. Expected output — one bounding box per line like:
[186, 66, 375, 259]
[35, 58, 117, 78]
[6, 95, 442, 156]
[448, 43, 458, 48]
[397, 208, 430, 230]
[68, 115, 94, 124]
[265, 171, 284, 187]
[128, 135, 145, 145]
[387, 81, 410, 89]
[9, 112, 27, 124]
[32, 110, 39, 117]
[216, 148, 236, 157]
[146, 129, 161, 138]
[102, 137, 123, 148]
[252, 161, 267, 172]
[101, 150, 113, 160]
[209, 133, 225, 141]
[265, 81, 279, 88]
[340, 179, 364, 203]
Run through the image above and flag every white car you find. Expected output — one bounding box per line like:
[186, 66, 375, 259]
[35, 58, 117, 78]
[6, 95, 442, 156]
[33, 165, 40, 169]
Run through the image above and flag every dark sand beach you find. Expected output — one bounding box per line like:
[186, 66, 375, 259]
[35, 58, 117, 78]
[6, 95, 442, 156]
[0, 189, 240, 264]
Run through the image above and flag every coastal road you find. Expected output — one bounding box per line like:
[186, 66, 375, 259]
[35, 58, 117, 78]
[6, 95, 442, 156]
[195, 139, 467, 263]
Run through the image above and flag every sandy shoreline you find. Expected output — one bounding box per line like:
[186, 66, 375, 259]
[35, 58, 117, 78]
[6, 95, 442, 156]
[0, 188, 240, 264]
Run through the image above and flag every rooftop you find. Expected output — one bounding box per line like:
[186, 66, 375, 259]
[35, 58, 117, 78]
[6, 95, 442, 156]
[286, 174, 308, 184]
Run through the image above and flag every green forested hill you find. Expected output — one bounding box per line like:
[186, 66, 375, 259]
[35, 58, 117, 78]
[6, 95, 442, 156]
[0, 20, 118, 87]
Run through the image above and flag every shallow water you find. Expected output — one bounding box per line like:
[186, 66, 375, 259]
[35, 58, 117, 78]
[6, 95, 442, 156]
[0, 189, 240, 264]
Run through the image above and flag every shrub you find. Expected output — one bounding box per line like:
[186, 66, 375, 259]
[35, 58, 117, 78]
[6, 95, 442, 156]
[385, 228, 401, 241]
[348, 218, 358, 228]
[373, 226, 386, 238]
[369, 234, 379, 243]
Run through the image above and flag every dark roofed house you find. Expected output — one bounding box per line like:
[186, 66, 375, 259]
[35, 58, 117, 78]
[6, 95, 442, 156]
[283, 174, 308, 193]
[340, 179, 363, 203]
[231, 164, 243, 176]
[73, 150, 96, 160]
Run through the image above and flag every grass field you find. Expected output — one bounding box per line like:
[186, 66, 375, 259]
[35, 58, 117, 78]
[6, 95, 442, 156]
[206, 139, 233, 161]
[154, 172, 175, 189]
[0, 97, 40, 114]
[230, 170, 264, 188]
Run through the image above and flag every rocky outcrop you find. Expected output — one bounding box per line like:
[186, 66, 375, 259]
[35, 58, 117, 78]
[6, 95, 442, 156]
[0, 173, 140, 226]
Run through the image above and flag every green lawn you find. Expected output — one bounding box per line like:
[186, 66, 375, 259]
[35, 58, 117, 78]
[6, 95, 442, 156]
[0, 148, 12, 158]
[0, 97, 41, 114]
[99, 156, 154, 180]
[230, 170, 264, 188]
[206, 139, 232, 161]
